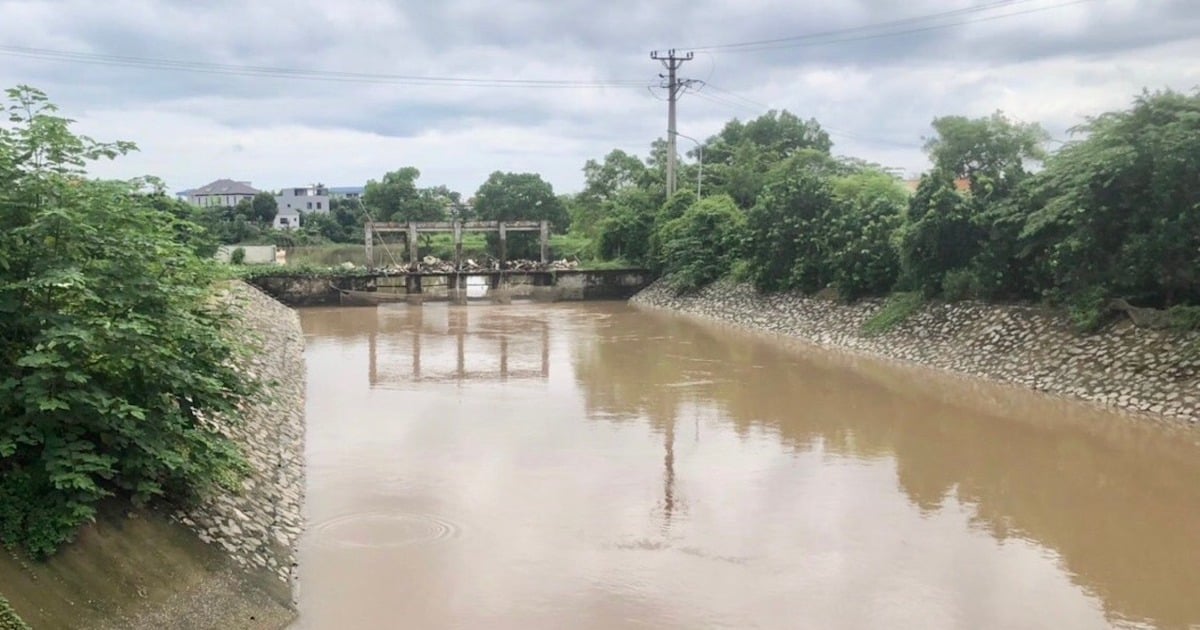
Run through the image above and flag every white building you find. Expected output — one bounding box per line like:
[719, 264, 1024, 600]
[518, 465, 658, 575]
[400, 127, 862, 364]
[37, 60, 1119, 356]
[187, 179, 260, 208]
[274, 184, 331, 230]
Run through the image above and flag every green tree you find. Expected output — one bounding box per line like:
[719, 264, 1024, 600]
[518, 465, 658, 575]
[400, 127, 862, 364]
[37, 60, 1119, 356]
[656, 195, 746, 292]
[250, 191, 278, 224]
[701, 110, 834, 208]
[896, 170, 982, 297]
[827, 170, 907, 299]
[595, 187, 659, 264]
[743, 157, 838, 292]
[924, 112, 1048, 199]
[1023, 90, 1200, 309]
[473, 171, 569, 259]
[572, 149, 651, 237]
[0, 86, 252, 556]
[363, 167, 446, 223]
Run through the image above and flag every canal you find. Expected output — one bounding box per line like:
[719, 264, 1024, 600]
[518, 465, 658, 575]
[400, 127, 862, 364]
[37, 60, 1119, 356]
[297, 302, 1200, 629]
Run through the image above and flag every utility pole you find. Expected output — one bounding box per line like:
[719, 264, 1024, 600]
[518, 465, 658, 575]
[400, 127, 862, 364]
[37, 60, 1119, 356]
[651, 49, 693, 196]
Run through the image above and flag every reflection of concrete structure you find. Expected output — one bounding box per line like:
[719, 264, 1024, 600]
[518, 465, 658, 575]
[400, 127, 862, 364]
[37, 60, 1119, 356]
[367, 307, 550, 387]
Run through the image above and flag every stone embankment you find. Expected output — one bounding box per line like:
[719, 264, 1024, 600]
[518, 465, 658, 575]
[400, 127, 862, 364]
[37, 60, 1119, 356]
[175, 281, 306, 600]
[632, 280, 1199, 426]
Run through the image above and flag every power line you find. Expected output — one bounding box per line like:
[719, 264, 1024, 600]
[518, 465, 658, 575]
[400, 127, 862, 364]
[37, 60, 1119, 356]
[698, 83, 771, 111]
[686, 0, 1035, 51]
[0, 45, 649, 89]
[684, 0, 1099, 54]
[690, 88, 921, 149]
[690, 90, 760, 115]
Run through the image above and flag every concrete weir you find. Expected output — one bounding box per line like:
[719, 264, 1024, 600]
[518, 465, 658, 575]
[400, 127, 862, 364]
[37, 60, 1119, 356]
[249, 268, 653, 307]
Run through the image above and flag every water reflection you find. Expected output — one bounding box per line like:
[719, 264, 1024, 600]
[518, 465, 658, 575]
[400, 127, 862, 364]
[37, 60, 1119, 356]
[309, 306, 552, 386]
[299, 303, 1200, 629]
[571, 308, 1200, 628]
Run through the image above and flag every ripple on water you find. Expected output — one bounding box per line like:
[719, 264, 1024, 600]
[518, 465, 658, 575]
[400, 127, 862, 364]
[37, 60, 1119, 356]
[309, 512, 462, 549]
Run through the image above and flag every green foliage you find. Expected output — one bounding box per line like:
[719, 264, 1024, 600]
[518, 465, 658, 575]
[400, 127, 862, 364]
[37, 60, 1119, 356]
[941, 268, 983, 302]
[1023, 90, 1200, 308]
[235, 263, 374, 279]
[548, 233, 596, 261]
[925, 111, 1048, 198]
[0, 595, 29, 630]
[826, 170, 907, 299]
[861, 292, 924, 336]
[595, 187, 658, 265]
[363, 167, 461, 223]
[1066, 286, 1111, 333]
[744, 158, 838, 292]
[656, 195, 746, 292]
[423, 233, 479, 261]
[1167, 305, 1200, 333]
[896, 170, 982, 297]
[0, 85, 251, 556]
[701, 111, 834, 209]
[572, 149, 652, 237]
[250, 191, 278, 223]
[473, 171, 568, 259]
[229, 246, 246, 265]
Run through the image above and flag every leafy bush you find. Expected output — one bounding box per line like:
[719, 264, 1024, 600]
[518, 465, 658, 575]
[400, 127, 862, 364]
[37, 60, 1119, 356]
[941, 268, 983, 302]
[896, 171, 982, 297]
[229, 246, 247, 265]
[655, 195, 746, 292]
[0, 595, 29, 630]
[861, 292, 924, 336]
[548, 232, 596, 262]
[1066, 286, 1111, 333]
[1167, 305, 1200, 332]
[0, 86, 252, 556]
[744, 160, 837, 292]
[827, 171, 907, 300]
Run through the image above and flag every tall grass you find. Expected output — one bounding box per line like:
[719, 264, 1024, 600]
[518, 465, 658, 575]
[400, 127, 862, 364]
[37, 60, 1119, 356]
[861, 292, 923, 336]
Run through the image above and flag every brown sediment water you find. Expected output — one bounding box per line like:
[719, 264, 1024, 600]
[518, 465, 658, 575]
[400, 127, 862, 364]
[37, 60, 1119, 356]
[296, 302, 1200, 630]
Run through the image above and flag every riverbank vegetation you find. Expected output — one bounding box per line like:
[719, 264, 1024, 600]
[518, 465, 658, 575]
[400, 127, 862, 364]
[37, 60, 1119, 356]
[0, 86, 253, 556]
[197, 87, 1197, 334]
[579, 90, 1200, 332]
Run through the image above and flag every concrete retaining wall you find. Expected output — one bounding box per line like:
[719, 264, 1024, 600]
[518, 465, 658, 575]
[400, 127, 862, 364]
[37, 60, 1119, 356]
[247, 269, 652, 306]
[216, 245, 278, 264]
[631, 280, 1200, 426]
[174, 282, 306, 601]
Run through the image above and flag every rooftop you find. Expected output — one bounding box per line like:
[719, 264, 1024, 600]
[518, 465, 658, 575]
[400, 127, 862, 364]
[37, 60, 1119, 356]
[191, 179, 260, 196]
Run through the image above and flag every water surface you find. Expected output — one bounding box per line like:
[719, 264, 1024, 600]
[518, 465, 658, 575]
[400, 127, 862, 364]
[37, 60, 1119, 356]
[297, 302, 1200, 629]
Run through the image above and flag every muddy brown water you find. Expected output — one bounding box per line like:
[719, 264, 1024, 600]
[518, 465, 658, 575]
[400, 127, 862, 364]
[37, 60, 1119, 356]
[296, 302, 1200, 630]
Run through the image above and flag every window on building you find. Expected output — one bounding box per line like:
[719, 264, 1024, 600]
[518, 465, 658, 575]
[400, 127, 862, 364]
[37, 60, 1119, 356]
[307, 202, 313, 210]
[316, 202, 322, 210]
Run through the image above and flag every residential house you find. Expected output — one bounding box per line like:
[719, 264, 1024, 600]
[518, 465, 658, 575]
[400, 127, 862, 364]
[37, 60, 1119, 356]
[187, 179, 260, 207]
[328, 185, 365, 200]
[274, 184, 331, 230]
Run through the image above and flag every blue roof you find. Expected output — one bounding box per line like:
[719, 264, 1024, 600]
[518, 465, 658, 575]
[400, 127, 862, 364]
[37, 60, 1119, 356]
[328, 186, 364, 194]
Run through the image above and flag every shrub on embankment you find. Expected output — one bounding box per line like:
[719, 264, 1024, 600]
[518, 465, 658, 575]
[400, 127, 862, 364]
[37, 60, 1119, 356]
[0, 86, 254, 556]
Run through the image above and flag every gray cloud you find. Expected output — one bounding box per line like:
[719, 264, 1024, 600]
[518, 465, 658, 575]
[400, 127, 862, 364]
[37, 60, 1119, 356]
[0, 0, 1197, 193]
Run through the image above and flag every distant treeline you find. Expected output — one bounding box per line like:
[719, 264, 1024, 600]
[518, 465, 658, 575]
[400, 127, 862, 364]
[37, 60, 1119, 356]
[574, 90, 1200, 331]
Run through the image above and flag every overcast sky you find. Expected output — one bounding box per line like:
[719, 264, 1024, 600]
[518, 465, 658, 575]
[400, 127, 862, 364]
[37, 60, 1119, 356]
[1, 0, 1197, 195]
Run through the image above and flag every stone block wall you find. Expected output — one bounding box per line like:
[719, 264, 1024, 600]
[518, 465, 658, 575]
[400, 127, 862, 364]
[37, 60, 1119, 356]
[174, 282, 306, 602]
